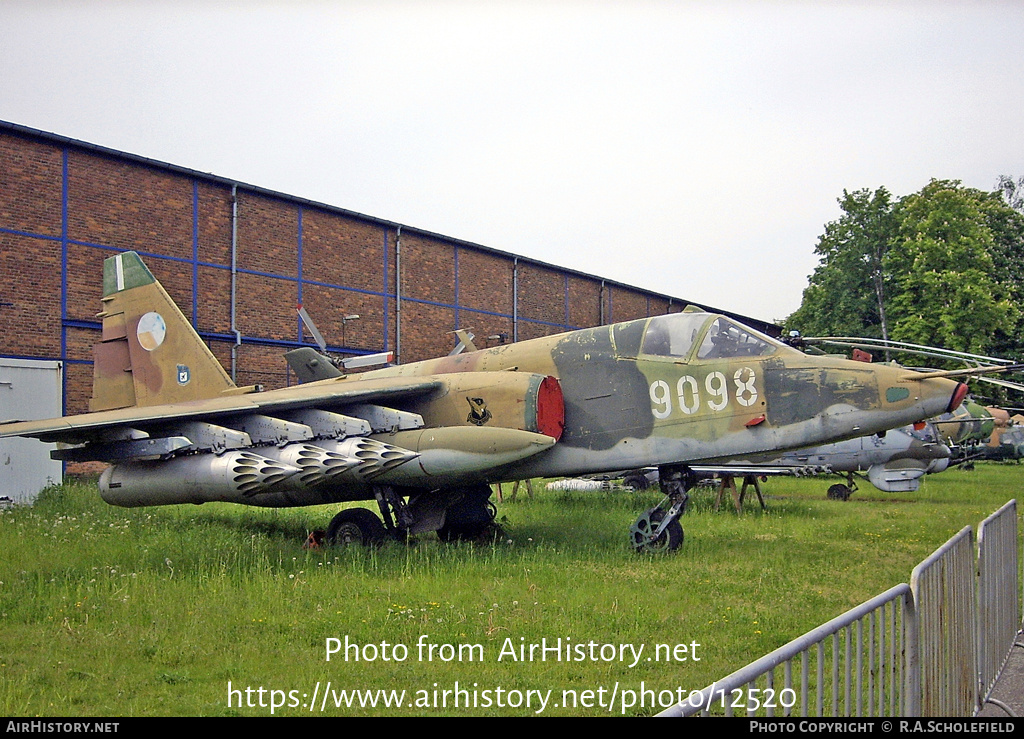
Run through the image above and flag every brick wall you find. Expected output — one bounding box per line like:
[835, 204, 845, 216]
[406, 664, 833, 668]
[0, 123, 752, 422]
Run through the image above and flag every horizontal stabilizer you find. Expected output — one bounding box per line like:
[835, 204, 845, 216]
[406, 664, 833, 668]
[285, 347, 343, 383]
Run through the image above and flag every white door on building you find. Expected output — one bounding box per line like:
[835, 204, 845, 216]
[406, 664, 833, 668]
[0, 358, 63, 504]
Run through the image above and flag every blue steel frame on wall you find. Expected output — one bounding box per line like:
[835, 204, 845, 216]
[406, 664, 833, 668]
[0, 121, 778, 420]
[1, 150, 613, 415]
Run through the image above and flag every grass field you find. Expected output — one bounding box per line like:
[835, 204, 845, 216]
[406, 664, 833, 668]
[1, 464, 1020, 716]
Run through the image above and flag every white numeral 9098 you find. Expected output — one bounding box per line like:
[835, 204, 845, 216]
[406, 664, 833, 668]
[649, 367, 758, 419]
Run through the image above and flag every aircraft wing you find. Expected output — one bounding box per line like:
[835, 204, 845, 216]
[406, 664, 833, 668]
[0, 376, 444, 444]
[1, 367, 563, 507]
[0, 368, 562, 485]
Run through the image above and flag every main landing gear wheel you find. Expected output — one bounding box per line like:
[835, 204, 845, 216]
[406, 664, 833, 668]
[437, 485, 502, 543]
[827, 483, 852, 501]
[623, 472, 652, 491]
[327, 508, 387, 547]
[630, 507, 684, 553]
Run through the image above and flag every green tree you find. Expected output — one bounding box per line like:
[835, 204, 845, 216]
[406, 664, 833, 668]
[884, 180, 1018, 358]
[789, 179, 1024, 364]
[978, 184, 1024, 356]
[787, 187, 896, 339]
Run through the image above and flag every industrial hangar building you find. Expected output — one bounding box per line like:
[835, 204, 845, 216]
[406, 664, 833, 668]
[0, 120, 777, 421]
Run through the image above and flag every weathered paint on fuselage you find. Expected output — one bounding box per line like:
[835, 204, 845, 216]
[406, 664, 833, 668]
[360, 314, 964, 483]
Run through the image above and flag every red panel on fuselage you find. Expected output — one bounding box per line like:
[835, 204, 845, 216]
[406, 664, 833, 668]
[536, 375, 565, 441]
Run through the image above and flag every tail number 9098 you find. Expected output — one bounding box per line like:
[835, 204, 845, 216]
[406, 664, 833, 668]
[649, 367, 758, 419]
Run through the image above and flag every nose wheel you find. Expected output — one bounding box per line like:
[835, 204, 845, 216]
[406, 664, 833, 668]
[629, 464, 692, 553]
[630, 507, 684, 552]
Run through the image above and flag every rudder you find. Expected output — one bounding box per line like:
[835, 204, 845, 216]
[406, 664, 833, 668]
[90, 252, 236, 411]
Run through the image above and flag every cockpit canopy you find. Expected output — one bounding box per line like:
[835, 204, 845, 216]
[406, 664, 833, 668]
[641, 313, 789, 361]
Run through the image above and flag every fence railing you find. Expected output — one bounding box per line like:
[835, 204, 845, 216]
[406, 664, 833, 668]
[910, 525, 977, 716]
[977, 501, 1020, 706]
[659, 499, 1020, 717]
[657, 585, 914, 717]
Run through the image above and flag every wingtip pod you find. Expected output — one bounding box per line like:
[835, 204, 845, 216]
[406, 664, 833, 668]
[91, 251, 236, 412]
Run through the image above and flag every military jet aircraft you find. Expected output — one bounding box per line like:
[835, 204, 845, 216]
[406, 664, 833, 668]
[774, 420, 952, 499]
[0, 252, 974, 552]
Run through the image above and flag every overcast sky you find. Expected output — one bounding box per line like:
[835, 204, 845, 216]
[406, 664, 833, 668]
[2, 1, 1022, 323]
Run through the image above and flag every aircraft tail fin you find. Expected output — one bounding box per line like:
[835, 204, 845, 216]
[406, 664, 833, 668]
[89, 252, 236, 411]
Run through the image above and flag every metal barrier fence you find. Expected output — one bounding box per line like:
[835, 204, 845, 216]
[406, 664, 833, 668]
[910, 526, 976, 716]
[659, 499, 1021, 717]
[977, 501, 1020, 706]
[657, 585, 915, 717]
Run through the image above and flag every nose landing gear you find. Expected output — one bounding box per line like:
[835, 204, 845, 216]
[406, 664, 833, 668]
[629, 465, 691, 553]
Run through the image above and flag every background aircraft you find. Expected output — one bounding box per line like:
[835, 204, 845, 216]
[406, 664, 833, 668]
[796, 399, 1024, 499]
[618, 415, 952, 501]
[975, 407, 1024, 461]
[0, 252, 971, 552]
[934, 403, 1024, 464]
[774, 420, 952, 499]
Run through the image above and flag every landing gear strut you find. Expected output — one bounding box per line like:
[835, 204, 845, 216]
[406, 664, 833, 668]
[326, 484, 502, 547]
[438, 484, 502, 543]
[629, 465, 692, 553]
[629, 507, 683, 552]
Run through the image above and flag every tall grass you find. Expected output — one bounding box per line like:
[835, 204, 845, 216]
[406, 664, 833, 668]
[0, 465, 1019, 716]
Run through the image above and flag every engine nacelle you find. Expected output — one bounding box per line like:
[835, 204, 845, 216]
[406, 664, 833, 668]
[404, 372, 564, 440]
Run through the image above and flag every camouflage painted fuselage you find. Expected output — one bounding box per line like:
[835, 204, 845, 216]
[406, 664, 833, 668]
[363, 314, 965, 483]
